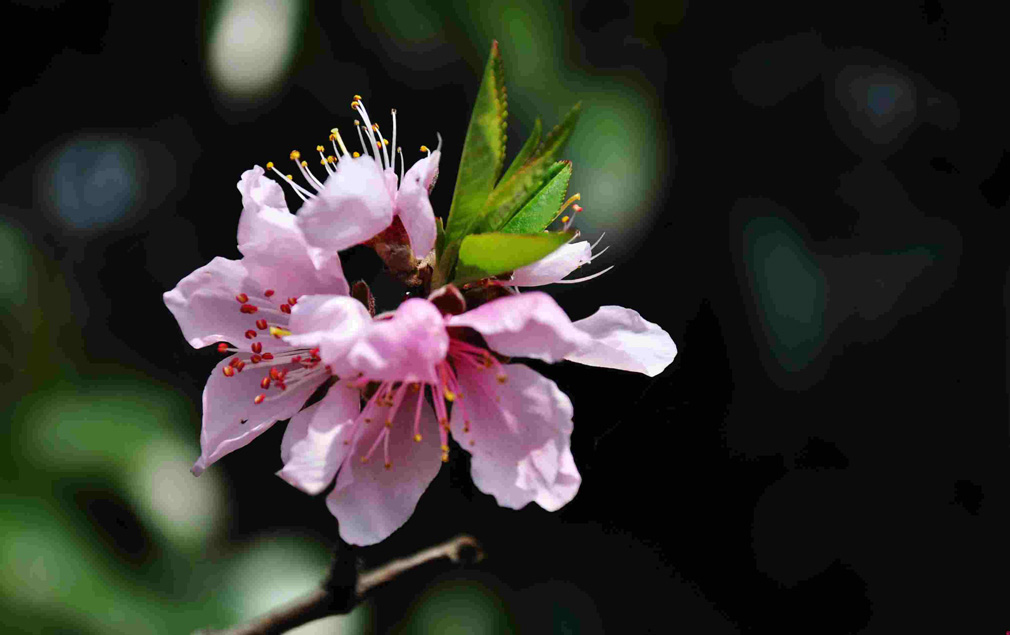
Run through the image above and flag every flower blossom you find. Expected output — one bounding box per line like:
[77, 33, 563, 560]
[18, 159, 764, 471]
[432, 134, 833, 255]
[265, 96, 441, 258]
[164, 166, 354, 476]
[276, 287, 677, 545]
[509, 196, 612, 288]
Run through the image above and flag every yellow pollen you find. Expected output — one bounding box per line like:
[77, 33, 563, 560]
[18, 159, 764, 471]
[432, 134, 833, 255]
[301, 160, 308, 167]
[560, 192, 581, 214]
[266, 161, 274, 169]
[440, 444, 449, 452]
[327, 156, 336, 163]
[354, 120, 360, 126]
[320, 158, 327, 165]
[414, 434, 422, 442]
[382, 138, 389, 146]
[372, 123, 379, 131]
[376, 141, 382, 149]
[351, 101, 360, 109]
[286, 174, 294, 180]
[316, 145, 325, 152]
[329, 133, 336, 141]
[419, 145, 429, 153]
[441, 453, 449, 463]
[269, 326, 291, 338]
[561, 215, 570, 223]
[289, 150, 301, 161]
[353, 94, 362, 100]
[353, 152, 360, 158]
[443, 388, 456, 402]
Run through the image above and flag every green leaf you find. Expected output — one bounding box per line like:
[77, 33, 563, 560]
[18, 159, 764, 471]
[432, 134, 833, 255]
[499, 161, 571, 234]
[499, 118, 541, 186]
[444, 41, 508, 244]
[435, 216, 446, 259]
[453, 230, 576, 284]
[474, 102, 582, 233]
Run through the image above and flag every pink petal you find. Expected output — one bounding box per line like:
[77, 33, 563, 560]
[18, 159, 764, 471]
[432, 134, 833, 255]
[326, 394, 442, 545]
[394, 151, 440, 257]
[346, 298, 448, 384]
[451, 363, 580, 510]
[192, 356, 327, 475]
[277, 379, 361, 494]
[284, 295, 372, 376]
[447, 292, 591, 362]
[510, 241, 592, 287]
[565, 306, 678, 377]
[297, 156, 394, 252]
[236, 165, 294, 249]
[163, 257, 277, 349]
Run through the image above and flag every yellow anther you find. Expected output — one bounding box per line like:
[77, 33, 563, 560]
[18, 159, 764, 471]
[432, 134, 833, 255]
[265, 161, 274, 169]
[353, 152, 360, 158]
[353, 94, 362, 100]
[561, 215, 570, 223]
[289, 150, 301, 160]
[414, 434, 422, 442]
[329, 133, 336, 141]
[382, 138, 389, 146]
[269, 326, 292, 338]
[440, 444, 449, 452]
[351, 101, 359, 109]
[327, 155, 336, 163]
[316, 145, 325, 152]
[300, 160, 308, 167]
[376, 141, 382, 149]
[286, 174, 294, 180]
[443, 388, 456, 402]
[419, 145, 429, 153]
[560, 192, 581, 213]
[497, 374, 507, 384]
[372, 123, 379, 131]
[320, 158, 327, 165]
[354, 119, 360, 126]
[441, 453, 449, 463]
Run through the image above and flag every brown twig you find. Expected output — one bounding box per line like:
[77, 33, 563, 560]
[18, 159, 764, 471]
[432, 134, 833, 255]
[194, 535, 484, 635]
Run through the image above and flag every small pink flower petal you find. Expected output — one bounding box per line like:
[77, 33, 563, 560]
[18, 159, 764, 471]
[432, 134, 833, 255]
[346, 298, 448, 384]
[451, 363, 580, 511]
[284, 295, 372, 376]
[277, 379, 361, 495]
[565, 306, 678, 377]
[509, 241, 592, 287]
[163, 257, 266, 347]
[192, 356, 327, 475]
[297, 156, 394, 252]
[236, 166, 295, 249]
[394, 151, 440, 257]
[326, 395, 442, 545]
[446, 292, 591, 363]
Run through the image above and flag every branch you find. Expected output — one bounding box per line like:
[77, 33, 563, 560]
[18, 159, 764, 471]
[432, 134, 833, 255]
[195, 534, 484, 635]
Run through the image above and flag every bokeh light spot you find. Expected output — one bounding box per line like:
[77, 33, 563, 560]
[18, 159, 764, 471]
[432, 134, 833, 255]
[41, 136, 141, 230]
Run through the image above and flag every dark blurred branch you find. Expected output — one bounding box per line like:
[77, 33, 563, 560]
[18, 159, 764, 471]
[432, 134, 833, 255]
[194, 534, 484, 635]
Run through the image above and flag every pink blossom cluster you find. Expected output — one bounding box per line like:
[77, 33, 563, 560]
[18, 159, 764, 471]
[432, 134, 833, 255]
[165, 104, 676, 545]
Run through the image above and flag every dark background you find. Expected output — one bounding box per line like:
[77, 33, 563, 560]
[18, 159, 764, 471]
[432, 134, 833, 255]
[2, 1, 1006, 633]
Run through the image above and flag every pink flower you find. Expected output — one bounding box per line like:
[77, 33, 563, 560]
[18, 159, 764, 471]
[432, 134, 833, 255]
[265, 97, 441, 258]
[277, 289, 677, 545]
[509, 233, 612, 287]
[163, 166, 352, 476]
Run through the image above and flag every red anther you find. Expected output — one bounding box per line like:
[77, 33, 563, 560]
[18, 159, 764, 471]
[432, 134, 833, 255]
[292, 355, 301, 363]
[253, 394, 265, 405]
[245, 329, 257, 339]
[288, 297, 298, 306]
[277, 382, 287, 391]
[236, 293, 249, 303]
[255, 319, 268, 330]
[217, 342, 229, 353]
[261, 352, 274, 360]
[240, 303, 258, 314]
[309, 348, 320, 357]
[235, 361, 246, 372]
[269, 367, 281, 380]
[251, 354, 262, 363]
[251, 341, 263, 354]
[222, 365, 235, 377]
[572, 204, 583, 213]
[229, 358, 242, 368]
[260, 377, 271, 389]
[280, 304, 291, 314]
[277, 370, 288, 380]
[264, 289, 275, 297]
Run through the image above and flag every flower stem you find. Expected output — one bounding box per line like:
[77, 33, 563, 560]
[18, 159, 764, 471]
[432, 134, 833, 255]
[194, 534, 484, 635]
